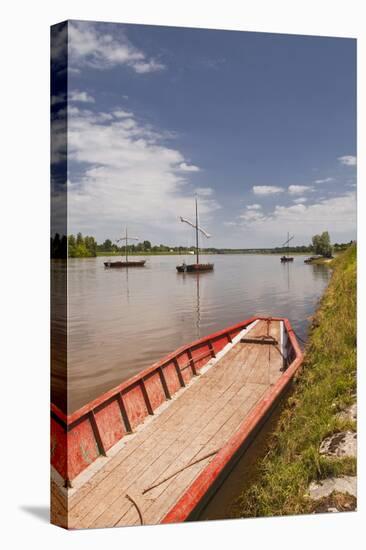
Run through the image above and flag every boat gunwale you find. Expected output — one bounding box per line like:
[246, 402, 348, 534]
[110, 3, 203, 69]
[51, 316, 302, 490]
[51, 315, 258, 426]
[161, 317, 303, 524]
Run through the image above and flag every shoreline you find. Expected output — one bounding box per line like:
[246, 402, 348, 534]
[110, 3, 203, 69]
[231, 244, 356, 518]
[66, 250, 344, 258]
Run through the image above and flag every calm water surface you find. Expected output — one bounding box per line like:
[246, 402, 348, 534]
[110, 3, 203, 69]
[52, 254, 330, 413]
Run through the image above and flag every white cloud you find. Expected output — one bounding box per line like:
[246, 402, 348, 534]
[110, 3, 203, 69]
[133, 60, 165, 74]
[252, 185, 284, 195]
[238, 192, 356, 242]
[68, 21, 165, 74]
[63, 105, 219, 240]
[240, 203, 265, 222]
[179, 162, 200, 172]
[69, 90, 95, 103]
[338, 155, 357, 166]
[195, 187, 213, 196]
[288, 185, 314, 195]
[240, 210, 266, 222]
[314, 177, 334, 184]
[52, 90, 95, 106]
[113, 109, 134, 118]
[246, 204, 262, 210]
[293, 197, 308, 204]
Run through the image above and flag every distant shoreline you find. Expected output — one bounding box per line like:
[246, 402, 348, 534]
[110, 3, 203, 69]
[94, 250, 333, 257]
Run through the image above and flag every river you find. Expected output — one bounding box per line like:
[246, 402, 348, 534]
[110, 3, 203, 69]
[51, 254, 330, 414]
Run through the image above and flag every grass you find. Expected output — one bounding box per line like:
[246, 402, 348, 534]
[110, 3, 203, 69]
[233, 244, 357, 518]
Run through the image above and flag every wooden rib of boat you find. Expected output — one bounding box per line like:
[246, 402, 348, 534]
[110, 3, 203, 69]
[176, 263, 214, 273]
[104, 260, 146, 268]
[51, 316, 303, 528]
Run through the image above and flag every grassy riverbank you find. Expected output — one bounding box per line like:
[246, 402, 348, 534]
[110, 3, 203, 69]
[234, 244, 357, 518]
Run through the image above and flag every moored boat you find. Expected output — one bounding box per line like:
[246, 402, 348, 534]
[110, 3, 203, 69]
[176, 198, 214, 273]
[304, 255, 322, 264]
[104, 259, 146, 268]
[280, 232, 294, 262]
[280, 256, 294, 263]
[176, 262, 214, 273]
[51, 315, 303, 528]
[104, 226, 146, 268]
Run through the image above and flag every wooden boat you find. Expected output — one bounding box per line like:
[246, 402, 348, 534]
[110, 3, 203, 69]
[176, 198, 214, 273]
[176, 263, 214, 273]
[304, 255, 322, 264]
[280, 232, 294, 262]
[104, 260, 146, 268]
[104, 226, 146, 268]
[51, 316, 303, 528]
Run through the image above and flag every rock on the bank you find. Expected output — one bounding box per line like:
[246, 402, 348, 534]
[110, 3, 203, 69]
[308, 476, 357, 500]
[319, 431, 356, 458]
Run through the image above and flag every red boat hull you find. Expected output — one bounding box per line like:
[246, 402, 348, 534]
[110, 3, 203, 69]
[51, 316, 302, 494]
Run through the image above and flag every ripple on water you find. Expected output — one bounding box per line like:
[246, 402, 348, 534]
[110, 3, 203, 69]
[52, 255, 330, 413]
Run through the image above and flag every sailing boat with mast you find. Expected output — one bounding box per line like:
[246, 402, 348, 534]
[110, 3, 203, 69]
[280, 232, 294, 262]
[104, 227, 146, 268]
[176, 198, 214, 273]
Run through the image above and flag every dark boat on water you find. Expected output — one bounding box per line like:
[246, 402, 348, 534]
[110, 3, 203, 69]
[280, 232, 294, 263]
[304, 255, 322, 264]
[104, 259, 146, 268]
[176, 198, 214, 273]
[104, 227, 146, 268]
[176, 262, 213, 273]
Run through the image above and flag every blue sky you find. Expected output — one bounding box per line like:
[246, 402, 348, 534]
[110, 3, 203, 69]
[61, 20, 356, 247]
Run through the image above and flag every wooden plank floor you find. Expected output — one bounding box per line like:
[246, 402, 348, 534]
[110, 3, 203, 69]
[65, 320, 283, 528]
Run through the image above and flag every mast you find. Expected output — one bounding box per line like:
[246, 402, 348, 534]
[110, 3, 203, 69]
[116, 227, 139, 261]
[195, 197, 199, 264]
[287, 231, 289, 255]
[125, 226, 128, 263]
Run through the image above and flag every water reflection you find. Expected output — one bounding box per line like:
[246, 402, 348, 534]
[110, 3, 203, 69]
[52, 254, 330, 413]
[281, 261, 291, 291]
[310, 262, 332, 281]
[179, 272, 211, 340]
[51, 260, 67, 410]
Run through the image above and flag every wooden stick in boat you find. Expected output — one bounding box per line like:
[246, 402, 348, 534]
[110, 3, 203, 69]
[142, 448, 220, 494]
[125, 493, 144, 525]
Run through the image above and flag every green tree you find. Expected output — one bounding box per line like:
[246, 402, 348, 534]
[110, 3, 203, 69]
[68, 234, 76, 257]
[143, 240, 151, 250]
[102, 239, 113, 251]
[84, 235, 97, 257]
[312, 231, 332, 257]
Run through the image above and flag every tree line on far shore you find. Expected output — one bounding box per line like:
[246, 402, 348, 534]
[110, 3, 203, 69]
[50, 230, 353, 259]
